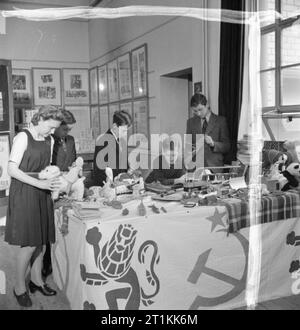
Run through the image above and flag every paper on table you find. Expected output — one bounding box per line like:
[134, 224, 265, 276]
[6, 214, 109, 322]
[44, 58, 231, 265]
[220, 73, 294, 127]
[229, 176, 247, 190]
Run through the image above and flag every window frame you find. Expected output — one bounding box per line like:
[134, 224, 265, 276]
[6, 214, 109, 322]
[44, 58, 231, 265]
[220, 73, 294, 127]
[261, 0, 300, 114]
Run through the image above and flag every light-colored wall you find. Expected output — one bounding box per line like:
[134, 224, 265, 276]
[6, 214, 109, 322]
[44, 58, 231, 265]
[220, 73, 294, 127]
[0, 3, 89, 69]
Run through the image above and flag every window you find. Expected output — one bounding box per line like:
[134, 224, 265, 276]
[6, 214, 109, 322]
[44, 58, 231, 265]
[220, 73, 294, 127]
[260, 0, 300, 112]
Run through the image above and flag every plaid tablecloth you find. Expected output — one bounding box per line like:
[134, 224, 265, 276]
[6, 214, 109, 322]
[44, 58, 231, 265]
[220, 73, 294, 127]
[222, 190, 300, 233]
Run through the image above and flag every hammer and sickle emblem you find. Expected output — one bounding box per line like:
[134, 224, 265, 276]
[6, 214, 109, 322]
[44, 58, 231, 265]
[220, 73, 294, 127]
[188, 230, 249, 309]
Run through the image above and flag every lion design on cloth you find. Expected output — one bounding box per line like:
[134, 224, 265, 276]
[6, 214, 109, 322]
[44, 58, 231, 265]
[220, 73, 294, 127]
[39, 157, 85, 200]
[80, 224, 160, 310]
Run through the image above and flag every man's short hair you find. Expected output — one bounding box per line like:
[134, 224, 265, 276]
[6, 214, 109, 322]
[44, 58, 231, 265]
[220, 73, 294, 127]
[61, 109, 76, 125]
[113, 110, 132, 127]
[190, 93, 208, 107]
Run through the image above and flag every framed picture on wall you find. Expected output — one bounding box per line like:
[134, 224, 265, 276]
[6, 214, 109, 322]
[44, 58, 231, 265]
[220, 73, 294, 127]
[118, 53, 132, 100]
[98, 65, 108, 105]
[107, 60, 119, 103]
[89, 67, 98, 105]
[0, 134, 10, 192]
[120, 101, 133, 136]
[90, 105, 100, 139]
[33, 68, 61, 106]
[99, 105, 109, 134]
[65, 105, 94, 154]
[12, 69, 32, 105]
[109, 103, 119, 127]
[133, 99, 149, 137]
[131, 44, 148, 98]
[63, 68, 89, 105]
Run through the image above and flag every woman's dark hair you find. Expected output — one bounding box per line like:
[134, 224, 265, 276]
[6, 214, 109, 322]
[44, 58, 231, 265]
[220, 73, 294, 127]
[31, 105, 64, 125]
[113, 110, 132, 127]
[61, 109, 76, 125]
[190, 93, 208, 107]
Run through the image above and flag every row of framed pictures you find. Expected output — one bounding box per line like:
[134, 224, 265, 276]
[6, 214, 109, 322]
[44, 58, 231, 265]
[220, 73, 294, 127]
[12, 44, 148, 107]
[12, 68, 89, 106]
[90, 44, 148, 105]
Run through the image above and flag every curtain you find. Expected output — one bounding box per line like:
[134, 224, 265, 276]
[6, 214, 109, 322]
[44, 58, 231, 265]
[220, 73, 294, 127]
[218, 0, 245, 164]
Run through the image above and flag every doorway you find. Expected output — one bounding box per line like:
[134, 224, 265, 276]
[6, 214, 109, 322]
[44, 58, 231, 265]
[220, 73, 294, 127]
[160, 68, 193, 138]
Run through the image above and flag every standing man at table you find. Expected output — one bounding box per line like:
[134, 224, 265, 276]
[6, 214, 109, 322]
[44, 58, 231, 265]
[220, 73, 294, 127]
[42, 109, 77, 278]
[186, 93, 231, 172]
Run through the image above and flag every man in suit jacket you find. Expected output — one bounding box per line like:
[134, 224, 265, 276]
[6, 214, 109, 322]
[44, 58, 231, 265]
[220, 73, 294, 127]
[92, 110, 132, 186]
[186, 93, 230, 171]
[51, 110, 77, 171]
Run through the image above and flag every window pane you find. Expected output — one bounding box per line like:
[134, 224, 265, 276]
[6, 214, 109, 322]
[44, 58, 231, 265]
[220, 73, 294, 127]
[261, 32, 275, 70]
[259, 0, 276, 27]
[281, 0, 300, 19]
[261, 70, 275, 107]
[281, 25, 300, 66]
[281, 66, 300, 105]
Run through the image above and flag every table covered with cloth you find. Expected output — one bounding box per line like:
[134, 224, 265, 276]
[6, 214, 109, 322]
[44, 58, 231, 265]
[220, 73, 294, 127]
[52, 192, 300, 310]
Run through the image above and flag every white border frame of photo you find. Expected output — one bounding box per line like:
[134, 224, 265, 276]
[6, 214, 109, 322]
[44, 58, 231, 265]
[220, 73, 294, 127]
[117, 52, 132, 101]
[107, 59, 119, 103]
[12, 68, 32, 106]
[131, 44, 148, 98]
[32, 68, 61, 106]
[90, 105, 100, 139]
[98, 64, 108, 105]
[0, 133, 11, 194]
[63, 68, 89, 105]
[89, 67, 98, 105]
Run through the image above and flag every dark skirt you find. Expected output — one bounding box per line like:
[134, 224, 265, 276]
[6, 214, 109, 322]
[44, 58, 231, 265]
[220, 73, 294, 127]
[5, 178, 55, 247]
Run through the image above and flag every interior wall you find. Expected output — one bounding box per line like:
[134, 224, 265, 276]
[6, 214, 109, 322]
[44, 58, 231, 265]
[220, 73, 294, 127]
[160, 76, 189, 137]
[89, 0, 221, 135]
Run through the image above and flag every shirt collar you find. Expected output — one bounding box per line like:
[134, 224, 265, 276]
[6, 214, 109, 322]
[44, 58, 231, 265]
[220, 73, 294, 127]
[111, 129, 119, 143]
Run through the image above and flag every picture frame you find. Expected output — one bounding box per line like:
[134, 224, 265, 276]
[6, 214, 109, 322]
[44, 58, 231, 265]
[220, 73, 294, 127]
[98, 65, 108, 105]
[33, 68, 61, 106]
[0, 133, 10, 192]
[63, 68, 89, 105]
[120, 101, 134, 136]
[131, 44, 148, 98]
[109, 103, 120, 127]
[89, 67, 98, 105]
[107, 60, 119, 103]
[90, 105, 100, 139]
[194, 81, 202, 94]
[118, 53, 132, 100]
[12, 69, 32, 105]
[133, 99, 149, 138]
[99, 105, 109, 134]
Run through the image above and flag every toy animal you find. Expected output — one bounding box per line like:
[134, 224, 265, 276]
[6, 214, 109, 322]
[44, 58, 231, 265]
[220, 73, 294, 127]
[39, 157, 85, 200]
[280, 162, 300, 191]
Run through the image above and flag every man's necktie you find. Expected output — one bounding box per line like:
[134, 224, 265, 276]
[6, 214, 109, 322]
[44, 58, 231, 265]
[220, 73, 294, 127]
[202, 119, 208, 134]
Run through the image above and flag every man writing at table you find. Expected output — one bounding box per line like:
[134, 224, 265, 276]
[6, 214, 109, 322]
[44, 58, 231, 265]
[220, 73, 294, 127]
[186, 93, 231, 172]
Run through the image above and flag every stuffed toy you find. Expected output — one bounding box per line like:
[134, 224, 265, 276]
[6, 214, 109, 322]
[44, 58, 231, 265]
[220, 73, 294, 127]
[283, 140, 300, 166]
[280, 162, 300, 191]
[39, 157, 85, 200]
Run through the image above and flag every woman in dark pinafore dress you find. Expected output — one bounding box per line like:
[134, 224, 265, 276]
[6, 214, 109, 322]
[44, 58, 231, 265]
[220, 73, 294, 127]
[5, 105, 63, 308]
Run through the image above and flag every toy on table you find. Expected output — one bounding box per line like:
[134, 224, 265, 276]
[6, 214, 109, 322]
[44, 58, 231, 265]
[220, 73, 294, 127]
[280, 162, 300, 191]
[138, 198, 147, 216]
[38, 157, 85, 201]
